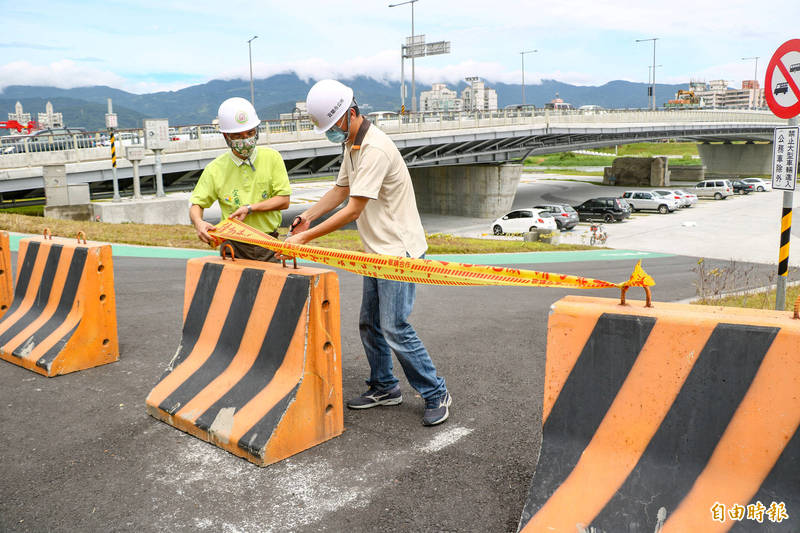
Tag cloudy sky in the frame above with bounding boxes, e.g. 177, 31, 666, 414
1, 0, 797, 94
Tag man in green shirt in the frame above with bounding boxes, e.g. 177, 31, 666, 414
190, 97, 291, 261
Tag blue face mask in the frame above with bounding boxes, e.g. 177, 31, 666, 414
326, 125, 347, 144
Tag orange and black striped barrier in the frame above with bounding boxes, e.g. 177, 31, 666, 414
519, 295, 799, 533
0, 230, 119, 376
0, 230, 11, 319
145, 254, 343, 466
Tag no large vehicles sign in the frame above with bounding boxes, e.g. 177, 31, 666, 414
765, 39, 800, 119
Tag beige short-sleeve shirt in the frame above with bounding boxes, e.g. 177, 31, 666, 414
336, 120, 427, 258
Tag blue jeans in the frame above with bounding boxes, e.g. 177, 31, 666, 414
359, 272, 446, 401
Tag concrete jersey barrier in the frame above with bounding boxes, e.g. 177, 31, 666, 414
0, 231, 11, 319
519, 295, 799, 533
0, 234, 118, 376
146, 256, 343, 466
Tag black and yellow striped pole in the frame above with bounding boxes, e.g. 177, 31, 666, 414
106, 98, 121, 202
777, 198, 792, 309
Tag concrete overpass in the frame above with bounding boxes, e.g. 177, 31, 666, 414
0, 108, 786, 217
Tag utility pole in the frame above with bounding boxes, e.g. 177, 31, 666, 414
389, 0, 419, 113
636, 37, 659, 110
247, 35, 258, 106
520, 49, 537, 106
742, 56, 759, 109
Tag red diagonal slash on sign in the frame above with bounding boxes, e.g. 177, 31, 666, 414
765, 39, 800, 119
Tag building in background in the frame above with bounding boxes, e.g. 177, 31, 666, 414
672, 80, 765, 109
461, 77, 498, 112
37, 101, 64, 129
7, 102, 31, 124
278, 101, 309, 121
7, 101, 63, 129
420, 83, 463, 112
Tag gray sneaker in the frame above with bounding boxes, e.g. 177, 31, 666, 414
346, 385, 403, 409
422, 391, 452, 426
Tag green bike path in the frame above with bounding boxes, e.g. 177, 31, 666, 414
6, 232, 672, 264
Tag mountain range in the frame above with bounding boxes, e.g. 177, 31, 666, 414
1, 73, 691, 132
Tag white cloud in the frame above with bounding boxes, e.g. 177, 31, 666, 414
0, 60, 195, 94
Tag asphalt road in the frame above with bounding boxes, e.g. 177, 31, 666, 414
0, 250, 785, 533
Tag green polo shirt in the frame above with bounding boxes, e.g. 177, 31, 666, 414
190, 147, 291, 233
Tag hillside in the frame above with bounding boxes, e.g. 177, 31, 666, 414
1, 74, 690, 131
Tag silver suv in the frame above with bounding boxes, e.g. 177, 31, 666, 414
694, 179, 733, 200
620, 190, 679, 214
533, 204, 579, 230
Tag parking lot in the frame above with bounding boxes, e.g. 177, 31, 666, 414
473, 174, 800, 268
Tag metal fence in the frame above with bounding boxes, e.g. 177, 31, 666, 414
0, 108, 786, 157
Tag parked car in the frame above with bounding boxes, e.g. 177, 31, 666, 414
573, 197, 631, 223
694, 179, 733, 200
731, 180, 754, 194
620, 190, 679, 213
533, 204, 579, 230
491, 208, 558, 235
741, 177, 772, 192
655, 189, 697, 207
654, 189, 697, 208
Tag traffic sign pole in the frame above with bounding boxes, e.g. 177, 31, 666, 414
776, 117, 797, 310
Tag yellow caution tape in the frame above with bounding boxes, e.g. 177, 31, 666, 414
209, 218, 655, 289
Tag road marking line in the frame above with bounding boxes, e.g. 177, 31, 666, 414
417, 425, 474, 453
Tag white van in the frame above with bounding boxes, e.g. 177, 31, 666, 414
694, 179, 733, 200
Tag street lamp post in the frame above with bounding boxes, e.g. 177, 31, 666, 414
520, 49, 537, 107
389, 0, 419, 113
247, 35, 258, 106
742, 56, 760, 109
636, 37, 659, 110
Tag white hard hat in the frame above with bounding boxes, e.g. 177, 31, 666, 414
306, 79, 354, 133
217, 97, 260, 133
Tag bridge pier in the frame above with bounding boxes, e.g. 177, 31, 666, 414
697, 141, 772, 178
410, 163, 521, 219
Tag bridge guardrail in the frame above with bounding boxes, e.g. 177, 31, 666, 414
0, 108, 787, 169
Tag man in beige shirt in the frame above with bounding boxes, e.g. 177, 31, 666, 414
284, 79, 451, 426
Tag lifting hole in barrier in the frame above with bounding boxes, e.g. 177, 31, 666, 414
102, 339, 110, 346
76, 231, 87, 244
0, 269, 4, 275
321, 299, 330, 310
1, 305, 7, 311
99, 294, 107, 302
323, 341, 333, 355
97, 264, 105, 272
325, 404, 333, 414
619, 285, 652, 308
220, 243, 236, 261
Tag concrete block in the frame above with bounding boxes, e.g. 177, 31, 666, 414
523, 230, 560, 244
44, 205, 92, 221
91, 196, 191, 225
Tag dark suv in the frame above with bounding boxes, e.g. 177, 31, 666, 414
731, 180, 754, 195
573, 197, 631, 223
